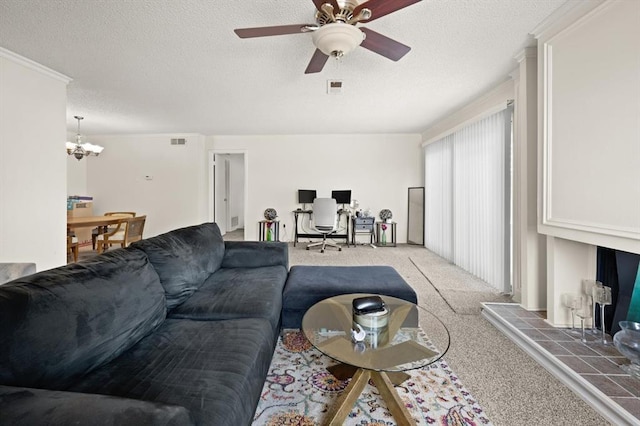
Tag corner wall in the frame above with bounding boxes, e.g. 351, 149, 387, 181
0, 48, 70, 270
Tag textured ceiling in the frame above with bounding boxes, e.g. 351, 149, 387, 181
0, 0, 569, 135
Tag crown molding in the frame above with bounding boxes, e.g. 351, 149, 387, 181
531, 0, 605, 40
514, 47, 537, 63
0, 46, 72, 84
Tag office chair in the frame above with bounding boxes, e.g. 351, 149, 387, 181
306, 198, 342, 253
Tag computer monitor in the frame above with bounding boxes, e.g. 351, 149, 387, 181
298, 189, 317, 205
331, 190, 351, 205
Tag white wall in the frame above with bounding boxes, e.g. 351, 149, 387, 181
534, 0, 640, 324
86, 134, 208, 238
67, 146, 88, 196
207, 134, 422, 242
0, 48, 70, 270
512, 48, 547, 310
536, 0, 640, 254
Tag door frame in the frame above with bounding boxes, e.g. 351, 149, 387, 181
208, 149, 249, 239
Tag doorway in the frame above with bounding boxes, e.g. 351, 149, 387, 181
209, 150, 247, 239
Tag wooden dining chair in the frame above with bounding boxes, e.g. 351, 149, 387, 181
91, 212, 136, 250
96, 215, 146, 253
67, 235, 79, 263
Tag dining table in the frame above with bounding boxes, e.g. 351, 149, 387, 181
67, 215, 127, 230
67, 216, 130, 251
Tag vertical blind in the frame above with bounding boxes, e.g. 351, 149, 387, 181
424, 108, 511, 292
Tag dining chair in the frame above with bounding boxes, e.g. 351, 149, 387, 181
67, 235, 79, 263
91, 212, 136, 250
96, 215, 146, 253
306, 198, 342, 253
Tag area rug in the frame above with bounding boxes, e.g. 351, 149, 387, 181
252, 331, 492, 426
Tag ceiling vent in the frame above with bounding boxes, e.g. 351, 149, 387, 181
170, 138, 186, 145
327, 80, 343, 95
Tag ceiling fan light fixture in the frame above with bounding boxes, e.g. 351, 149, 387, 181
311, 22, 364, 57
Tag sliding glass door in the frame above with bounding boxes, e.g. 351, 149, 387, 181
424, 107, 513, 293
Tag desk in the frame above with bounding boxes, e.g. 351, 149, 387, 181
292, 210, 350, 247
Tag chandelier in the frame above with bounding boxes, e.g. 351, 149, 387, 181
66, 116, 104, 160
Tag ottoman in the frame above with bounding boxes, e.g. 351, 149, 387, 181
282, 265, 418, 329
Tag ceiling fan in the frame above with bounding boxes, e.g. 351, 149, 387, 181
234, 0, 422, 74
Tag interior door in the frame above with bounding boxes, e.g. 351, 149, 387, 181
213, 154, 228, 235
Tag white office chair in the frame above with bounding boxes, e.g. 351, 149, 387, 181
306, 198, 342, 253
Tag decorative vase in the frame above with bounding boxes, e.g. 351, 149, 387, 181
613, 321, 640, 377
381, 230, 387, 245
266, 226, 273, 242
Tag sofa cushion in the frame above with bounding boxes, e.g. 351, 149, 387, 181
132, 222, 225, 310
68, 318, 275, 426
0, 385, 194, 426
169, 265, 288, 330
0, 248, 166, 389
221, 241, 289, 270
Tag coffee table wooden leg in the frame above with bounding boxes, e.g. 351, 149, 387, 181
327, 363, 358, 380
371, 371, 417, 426
327, 364, 409, 385
324, 368, 371, 426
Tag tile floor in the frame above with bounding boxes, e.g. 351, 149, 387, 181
483, 303, 640, 421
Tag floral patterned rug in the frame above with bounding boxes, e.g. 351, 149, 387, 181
252, 331, 492, 426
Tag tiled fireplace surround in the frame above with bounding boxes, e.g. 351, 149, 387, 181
482, 303, 640, 426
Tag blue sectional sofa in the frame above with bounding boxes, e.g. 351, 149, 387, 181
0, 223, 289, 426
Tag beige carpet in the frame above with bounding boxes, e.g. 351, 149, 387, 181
289, 241, 610, 426
409, 253, 512, 315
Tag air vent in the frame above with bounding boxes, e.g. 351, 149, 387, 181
170, 138, 186, 145
327, 80, 343, 95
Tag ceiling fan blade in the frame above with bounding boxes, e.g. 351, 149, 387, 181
360, 28, 411, 61
234, 24, 312, 38
353, 0, 421, 23
305, 49, 330, 74
311, 0, 341, 14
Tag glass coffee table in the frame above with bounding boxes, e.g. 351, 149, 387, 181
302, 293, 450, 426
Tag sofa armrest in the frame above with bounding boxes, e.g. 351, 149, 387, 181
222, 241, 289, 270
0, 385, 194, 425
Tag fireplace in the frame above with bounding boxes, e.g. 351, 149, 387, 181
597, 247, 640, 335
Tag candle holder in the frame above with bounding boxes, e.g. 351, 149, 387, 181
581, 279, 601, 334
593, 286, 613, 345
576, 296, 592, 344
561, 293, 582, 331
